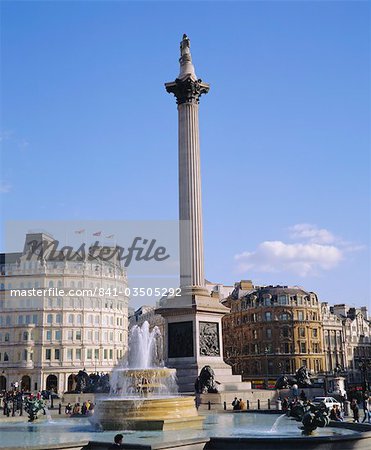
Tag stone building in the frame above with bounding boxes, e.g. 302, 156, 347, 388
331, 304, 371, 385
222, 281, 326, 380
321, 302, 347, 374
0, 232, 129, 394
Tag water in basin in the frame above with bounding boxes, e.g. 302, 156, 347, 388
0, 413, 358, 448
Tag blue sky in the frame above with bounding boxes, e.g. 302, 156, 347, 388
1, 1, 370, 308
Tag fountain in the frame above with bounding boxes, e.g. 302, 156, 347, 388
93, 321, 204, 431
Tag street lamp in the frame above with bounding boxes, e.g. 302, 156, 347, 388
264, 347, 269, 389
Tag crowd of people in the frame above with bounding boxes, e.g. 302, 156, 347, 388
64, 400, 94, 416
350, 393, 371, 424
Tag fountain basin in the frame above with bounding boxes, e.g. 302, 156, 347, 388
95, 396, 204, 430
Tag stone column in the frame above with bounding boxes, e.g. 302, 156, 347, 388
165, 34, 209, 293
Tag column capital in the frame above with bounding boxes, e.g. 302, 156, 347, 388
165, 77, 210, 105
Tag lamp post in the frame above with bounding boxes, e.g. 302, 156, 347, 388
264, 347, 269, 389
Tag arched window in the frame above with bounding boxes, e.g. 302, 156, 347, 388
4, 352, 9, 361
48, 280, 54, 288
56, 314, 62, 324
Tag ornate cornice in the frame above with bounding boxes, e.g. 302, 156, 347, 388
165, 77, 210, 105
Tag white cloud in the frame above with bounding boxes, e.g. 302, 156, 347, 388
289, 223, 336, 244
0, 181, 12, 193
235, 241, 343, 276
235, 224, 363, 277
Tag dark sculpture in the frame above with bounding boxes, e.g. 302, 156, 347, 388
296, 366, 312, 387
275, 365, 312, 389
24, 397, 46, 422
288, 400, 330, 435
74, 370, 110, 394
195, 365, 219, 394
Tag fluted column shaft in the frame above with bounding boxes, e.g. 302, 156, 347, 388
178, 102, 204, 288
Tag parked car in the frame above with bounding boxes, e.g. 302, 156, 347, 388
312, 396, 341, 411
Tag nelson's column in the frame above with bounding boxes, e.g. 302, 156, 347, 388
157, 35, 243, 392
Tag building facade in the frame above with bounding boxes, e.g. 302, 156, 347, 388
0, 232, 129, 394
321, 302, 347, 374
331, 304, 370, 385
222, 281, 326, 380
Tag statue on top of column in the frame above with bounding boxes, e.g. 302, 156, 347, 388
178, 34, 197, 81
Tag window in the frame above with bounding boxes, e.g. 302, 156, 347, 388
76, 330, 81, 340
55, 349, 60, 360
312, 343, 320, 353
76, 348, 81, 360
4, 352, 9, 361
95, 315, 99, 325
104, 349, 108, 359
5, 333, 9, 342
18, 315, 24, 325
46, 330, 52, 341
94, 349, 99, 360
280, 313, 290, 321
109, 332, 113, 341
312, 328, 318, 338
56, 314, 62, 324
298, 311, 305, 321
32, 314, 38, 324
47, 314, 53, 324
67, 330, 73, 340
279, 295, 288, 305
282, 327, 289, 338
55, 330, 61, 340
253, 330, 258, 339
23, 350, 28, 361
109, 349, 113, 359
6, 316, 11, 325
265, 311, 272, 321
95, 331, 99, 341
23, 332, 28, 341
87, 349, 92, 359
87, 330, 93, 341
67, 349, 73, 360
46, 349, 51, 360
68, 314, 74, 324
299, 327, 305, 338
283, 343, 291, 353
300, 342, 307, 353
76, 314, 82, 325
25, 315, 31, 324
266, 329, 272, 339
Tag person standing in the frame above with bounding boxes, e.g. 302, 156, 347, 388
361, 393, 369, 423
232, 397, 239, 410
239, 398, 246, 410
351, 399, 360, 423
